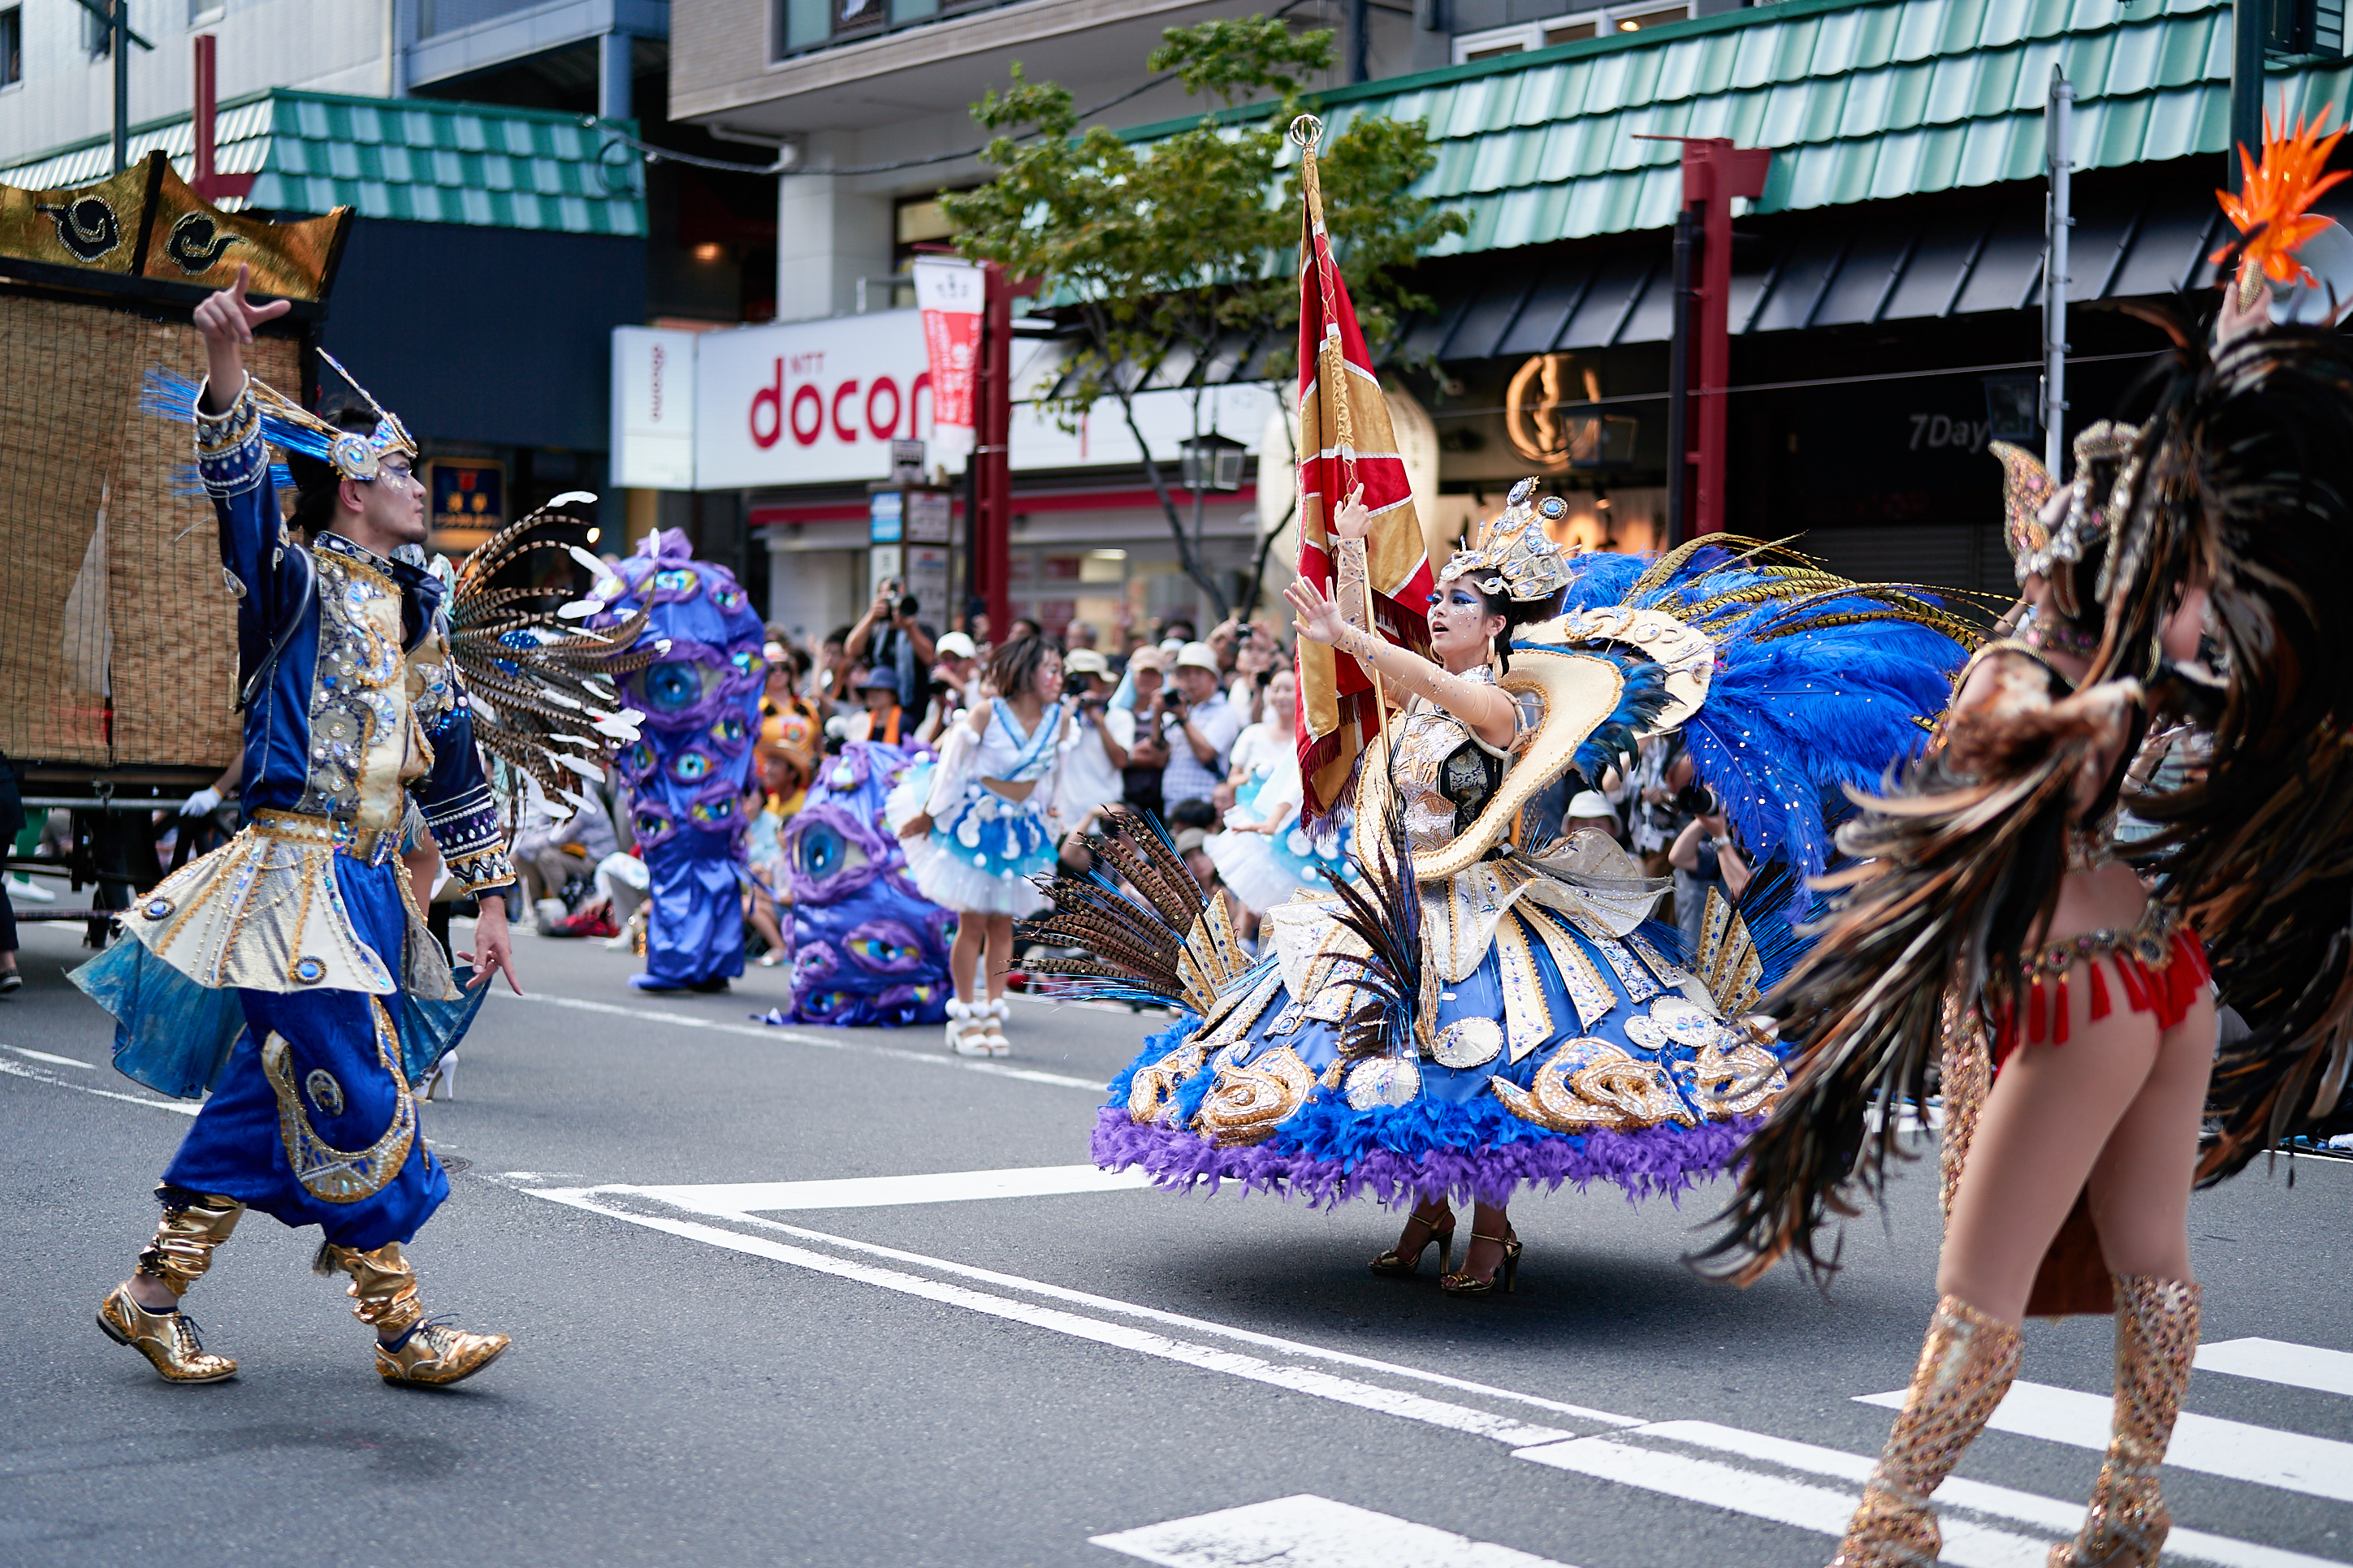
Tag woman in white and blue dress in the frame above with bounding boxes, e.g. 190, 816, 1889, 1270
1207, 666, 1352, 918
891, 635, 1068, 1056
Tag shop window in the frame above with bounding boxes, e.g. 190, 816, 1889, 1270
0, 9, 19, 88
1454, 2, 1688, 63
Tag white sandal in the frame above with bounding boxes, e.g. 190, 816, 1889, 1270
945, 998, 991, 1057
979, 997, 1010, 1057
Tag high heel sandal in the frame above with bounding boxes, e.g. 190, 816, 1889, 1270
1439, 1229, 1522, 1297
1369, 1208, 1455, 1276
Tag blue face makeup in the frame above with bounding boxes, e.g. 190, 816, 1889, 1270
1430, 586, 1485, 613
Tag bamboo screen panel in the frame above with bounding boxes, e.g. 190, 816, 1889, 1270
106, 326, 297, 769
0, 295, 294, 771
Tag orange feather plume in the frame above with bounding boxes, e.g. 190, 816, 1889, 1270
2216, 106, 2351, 291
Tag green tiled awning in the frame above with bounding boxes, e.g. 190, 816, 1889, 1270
0, 89, 644, 238
1132, 0, 2353, 253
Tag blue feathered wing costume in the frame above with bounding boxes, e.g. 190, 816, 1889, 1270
1030, 521, 1975, 1213
765, 741, 956, 1027
587, 529, 769, 991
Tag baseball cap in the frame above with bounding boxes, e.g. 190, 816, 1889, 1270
935, 631, 976, 660
1126, 646, 1166, 673
1174, 641, 1220, 673
1064, 648, 1109, 677
857, 668, 901, 697
1567, 791, 1615, 819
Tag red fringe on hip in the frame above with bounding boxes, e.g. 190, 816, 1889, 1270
1992, 928, 2210, 1069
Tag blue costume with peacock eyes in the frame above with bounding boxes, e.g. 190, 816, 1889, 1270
756, 741, 955, 1029
589, 529, 768, 991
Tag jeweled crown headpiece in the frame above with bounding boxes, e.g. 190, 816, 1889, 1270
244, 348, 417, 483
1437, 477, 1572, 603
1989, 421, 2140, 621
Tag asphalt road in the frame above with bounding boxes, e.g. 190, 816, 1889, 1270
2, 896, 2348, 1568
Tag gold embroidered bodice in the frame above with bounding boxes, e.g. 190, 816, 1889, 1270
1382, 670, 1511, 853
294, 537, 430, 831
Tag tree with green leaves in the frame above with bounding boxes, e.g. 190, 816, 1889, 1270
941, 17, 1466, 624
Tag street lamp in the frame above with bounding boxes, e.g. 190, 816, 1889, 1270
1179, 431, 1247, 493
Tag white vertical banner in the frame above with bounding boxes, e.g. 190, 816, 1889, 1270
611, 326, 699, 490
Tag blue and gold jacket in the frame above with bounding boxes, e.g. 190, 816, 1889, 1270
193, 378, 514, 895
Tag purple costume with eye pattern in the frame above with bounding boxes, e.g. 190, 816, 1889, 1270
590, 529, 768, 991
767, 741, 954, 1028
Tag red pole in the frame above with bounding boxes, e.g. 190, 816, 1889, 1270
194, 34, 216, 198
1682, 139, 1770, 536
975, 263, 1014, 639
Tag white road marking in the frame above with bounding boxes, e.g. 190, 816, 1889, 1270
525, 1177, 1643, 1428
523, 1188, 1574, 1447
488, 989, 1106, 1091
1092, 1495, 1575, 1567
1859, 1380, 2353, 1504
0, 1055, 198, 1116
589, 1164, 1152, 1212
1, 1043, 95, 1069
2199, 1337, 2353, 1398
517, 1181, 2339, 1568
1643, 1419, 2343, 1568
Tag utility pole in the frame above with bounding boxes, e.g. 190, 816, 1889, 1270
2230, 0, 2267, 192
2044, 67, 2072, 476
70, 0, 154, 174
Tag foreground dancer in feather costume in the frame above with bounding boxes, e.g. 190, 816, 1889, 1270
1027, 480, 1972, 1294
72, 267, 646, 1388
1698, 119, 2353, 1568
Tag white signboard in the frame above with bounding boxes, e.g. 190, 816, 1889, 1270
694, 309, 961, 490
611, 326, 699, 490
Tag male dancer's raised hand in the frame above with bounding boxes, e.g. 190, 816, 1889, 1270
192, 262, 291, 413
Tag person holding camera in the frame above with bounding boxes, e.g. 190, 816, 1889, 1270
846, 577, 936, 719
1668, 791, 1750, 954
1056, 649, 1129, 834
1157, 641, 1242, 815
1118, 646, 1172, 822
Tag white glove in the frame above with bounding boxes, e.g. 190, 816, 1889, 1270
180, 787, 223, 817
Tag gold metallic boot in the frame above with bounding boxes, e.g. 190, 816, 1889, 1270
2048, 1276, 2200, 1568
96, 1190, 244, 1383
323, 1241, 510, 1387
1832, 1296, 2024, 1568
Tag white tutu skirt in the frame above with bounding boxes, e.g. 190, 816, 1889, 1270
1206, 778, 1352, 916
887, 764, 1056, 917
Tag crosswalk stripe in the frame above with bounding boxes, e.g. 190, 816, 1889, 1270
1512, 1436, 2052, 1568
586, 1164, 1152, 1212
0, 1055, 198, 1116
1091, 1495, 1574, 1567
1642, 1419, 2344, 1568
2199, 1337, 2353, 1398
1858, 1380, 2353, 1504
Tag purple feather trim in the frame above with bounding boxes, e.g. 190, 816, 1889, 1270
1091, 1105, 1763, 1211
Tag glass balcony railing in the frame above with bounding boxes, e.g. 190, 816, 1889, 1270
776, 0, 1024, 59
419, 0, 564, 39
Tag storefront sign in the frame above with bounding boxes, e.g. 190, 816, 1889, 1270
694, 310, 936, 490
611, 326, 699, 490
870, 491, 902, 543
914, 257, 983, 430
425, 457, 504, 555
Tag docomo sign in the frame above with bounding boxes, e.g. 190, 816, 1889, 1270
694, 309, 936, 490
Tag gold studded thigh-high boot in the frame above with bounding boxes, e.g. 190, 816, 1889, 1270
2048, 1276, 2200, 1568
1832, 1296, 2025, 1568
97, 1188, 244, 1383
322, 1241, 510, 1388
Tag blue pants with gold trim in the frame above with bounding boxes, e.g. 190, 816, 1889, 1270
161, 857, 450, 1251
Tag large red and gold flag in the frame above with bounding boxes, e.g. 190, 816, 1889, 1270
1293, 126, 1434, 824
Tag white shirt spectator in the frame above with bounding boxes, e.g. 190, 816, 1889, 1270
1160, 689, 1241, 810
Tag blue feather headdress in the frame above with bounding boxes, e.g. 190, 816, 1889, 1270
144, 351, 416, 496
1546, 536, 1980, 903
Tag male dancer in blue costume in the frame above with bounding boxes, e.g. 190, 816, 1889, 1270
92, 266, 520, 1387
